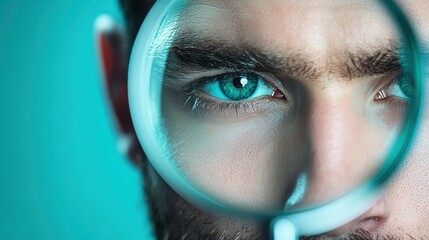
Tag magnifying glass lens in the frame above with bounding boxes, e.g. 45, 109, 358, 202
131, 0, 420, 217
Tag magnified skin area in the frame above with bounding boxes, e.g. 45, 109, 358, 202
161, 0, 405, 209
141, 0, 429, 239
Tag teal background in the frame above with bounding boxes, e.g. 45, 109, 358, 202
0, 1, 153, 239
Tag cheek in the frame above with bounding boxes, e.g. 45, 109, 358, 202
385, 113, 429, 231
162, 99, 308, 210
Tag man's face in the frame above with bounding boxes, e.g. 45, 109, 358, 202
133, 0, 429, 239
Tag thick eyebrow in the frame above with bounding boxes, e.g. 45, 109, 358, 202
339, 43, 403, 78
164, 36, 320, 81
163, 34, 408, 83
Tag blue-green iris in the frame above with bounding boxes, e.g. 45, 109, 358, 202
219, 73, 259, 100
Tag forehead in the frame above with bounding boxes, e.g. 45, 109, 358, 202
178, 0, 398, 60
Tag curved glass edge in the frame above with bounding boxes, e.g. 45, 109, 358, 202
129, 0, 239, 216
368, 0, 425, 189
128, 0, 425, 235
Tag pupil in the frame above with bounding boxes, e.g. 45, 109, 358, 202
233, 76, 247, 89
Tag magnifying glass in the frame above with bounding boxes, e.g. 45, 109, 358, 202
128, 0, 424, 239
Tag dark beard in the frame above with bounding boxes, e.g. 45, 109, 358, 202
140, 163, 419, 240
300, 229, 401, 240
141, 162, 266, 239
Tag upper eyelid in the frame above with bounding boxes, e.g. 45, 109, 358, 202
183, 70, 283, 92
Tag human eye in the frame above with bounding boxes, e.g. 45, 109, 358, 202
374, 72, 414, 101
201, 72, 278, 100
183, 71, 286, 115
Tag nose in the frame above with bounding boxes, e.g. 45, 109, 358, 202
327, 196, 391, 235
300, 87, 387, 205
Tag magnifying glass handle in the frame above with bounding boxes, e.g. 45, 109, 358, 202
272, 217, 297, 240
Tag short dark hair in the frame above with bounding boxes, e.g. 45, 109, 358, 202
119, 0, 156, 46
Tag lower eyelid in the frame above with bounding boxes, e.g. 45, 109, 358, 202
183, 93, 282, 119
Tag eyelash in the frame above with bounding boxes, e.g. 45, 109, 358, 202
184, 94, 260, 114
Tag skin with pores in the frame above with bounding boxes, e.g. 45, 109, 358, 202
100, 0, 429, 239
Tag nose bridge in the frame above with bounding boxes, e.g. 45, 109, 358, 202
302, 88, 375, 204
309, 90, 360, 168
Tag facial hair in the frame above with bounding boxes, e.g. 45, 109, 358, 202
300, 229, 399, 240
140, 162, 421, 240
